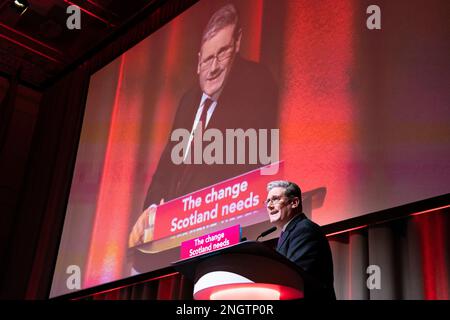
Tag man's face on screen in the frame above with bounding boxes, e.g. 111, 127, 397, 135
266, 187, 295, 226
197, 25, 241, 99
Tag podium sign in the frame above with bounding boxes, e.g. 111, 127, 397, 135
180, 225, 241, 260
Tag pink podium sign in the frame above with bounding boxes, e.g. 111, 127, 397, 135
180, 225, 241, 260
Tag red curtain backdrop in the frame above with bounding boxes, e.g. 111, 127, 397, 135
330, 206, 449, 300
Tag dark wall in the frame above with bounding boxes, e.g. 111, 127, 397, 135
0, 76, 42, 299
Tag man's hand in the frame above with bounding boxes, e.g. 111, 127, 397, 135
128, 199, 163, 248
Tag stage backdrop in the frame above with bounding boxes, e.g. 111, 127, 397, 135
50, 0, 450, 297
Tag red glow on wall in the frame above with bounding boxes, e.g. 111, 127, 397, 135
279, 0, 355, 226
241, 0, 263, 62
141, 18, 184, 192
409, 205, 450, 217
414, 209, 449, 300
84, 55, 130, 288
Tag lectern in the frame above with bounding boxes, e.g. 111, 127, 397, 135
172, 241, 304, 300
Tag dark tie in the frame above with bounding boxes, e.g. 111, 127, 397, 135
177, 98, 214, 191
183, 98, 214, 162
277, 230, 286, 248
198, 98, 213, 129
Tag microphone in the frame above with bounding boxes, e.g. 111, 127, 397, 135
256, 226, 277, 241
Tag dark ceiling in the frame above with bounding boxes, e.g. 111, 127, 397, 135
0, 0, 160, 89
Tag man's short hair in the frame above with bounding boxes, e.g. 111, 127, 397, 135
201, 3, 241, 46
267, 180, 303, 211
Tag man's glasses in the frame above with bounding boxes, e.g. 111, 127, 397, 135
264, 196, 287, 206
199, 44, 234, 70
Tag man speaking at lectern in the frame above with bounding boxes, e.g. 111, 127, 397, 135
266, 180, 336, 300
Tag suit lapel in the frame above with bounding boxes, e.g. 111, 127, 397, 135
277, 214, 306, 251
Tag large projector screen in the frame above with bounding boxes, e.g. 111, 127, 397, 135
51, 0, 450, 297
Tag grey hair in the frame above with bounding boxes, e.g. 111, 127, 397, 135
267, 180, 302, 199
201, 3, 241, 46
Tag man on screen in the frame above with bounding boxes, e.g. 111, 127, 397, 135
265, 180, 336, 300
129, 3, 279, 248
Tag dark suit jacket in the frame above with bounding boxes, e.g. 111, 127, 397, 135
277, 213, 336, 300
143, 56, 279, 208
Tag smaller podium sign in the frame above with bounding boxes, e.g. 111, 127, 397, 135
180, 225, 241, 260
